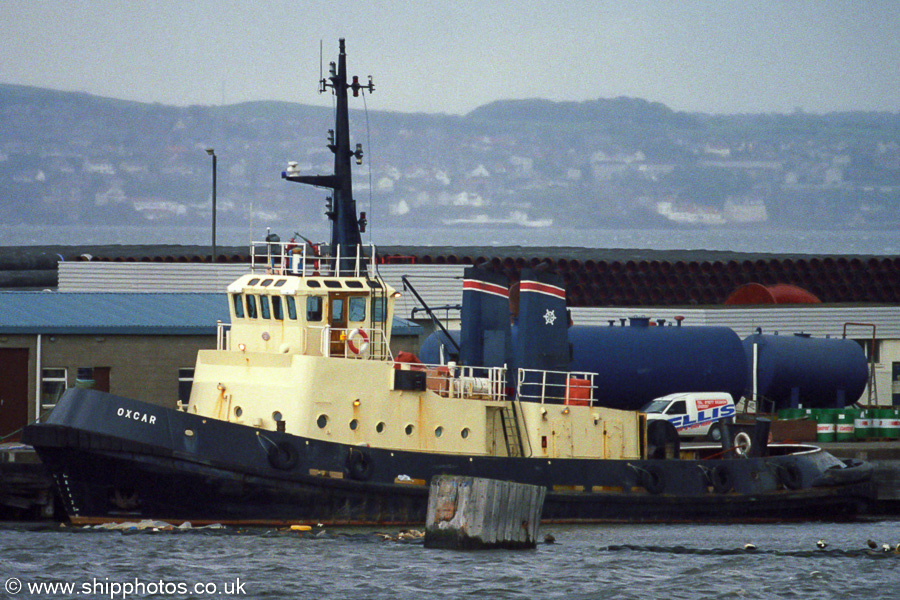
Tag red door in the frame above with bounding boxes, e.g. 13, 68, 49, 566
0, 348, 29, 441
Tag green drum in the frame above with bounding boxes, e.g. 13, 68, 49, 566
814, 409, 836, 443
873, 408, 893, 438
778, 408, 804, 420
835, 410, 855, 442
853, 409, 871, 440
885, 409, 900, 440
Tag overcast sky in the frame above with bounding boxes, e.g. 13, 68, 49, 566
2, 0, 899, 115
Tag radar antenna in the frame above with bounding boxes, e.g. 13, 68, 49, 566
282, 39, 374, 275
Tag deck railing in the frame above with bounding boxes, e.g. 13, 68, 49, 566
319, 326, 392, 361
393, 362, 508, 402
250, 240, 376, 278
517, 369, 597, 406
216, 320, 231, 350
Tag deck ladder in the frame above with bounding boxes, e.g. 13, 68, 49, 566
500, 402, 525, 458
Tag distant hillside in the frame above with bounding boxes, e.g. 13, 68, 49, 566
0, 84, 898, 236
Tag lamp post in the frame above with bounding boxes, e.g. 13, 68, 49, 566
205, 148, 217, 262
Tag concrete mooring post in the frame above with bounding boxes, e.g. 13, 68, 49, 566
424, 475, 546, 550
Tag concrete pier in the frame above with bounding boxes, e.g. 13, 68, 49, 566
425, 475, 545, 550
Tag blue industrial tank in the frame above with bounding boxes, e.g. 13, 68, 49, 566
743, 333, 869, 410
568, 318, 748, 410
418, 319, 747, 410
418, 330, 460, 364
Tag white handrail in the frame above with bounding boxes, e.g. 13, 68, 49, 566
317, 325, 392, 360
393, 361, 508, 402
250, 241, 377, 277
517, 369, 597, 405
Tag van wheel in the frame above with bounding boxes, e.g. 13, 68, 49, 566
706, 423, 723, 443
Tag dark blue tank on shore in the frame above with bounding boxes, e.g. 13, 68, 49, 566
420, 318, 748, 411
567, 318, 747, 410
743, 333, 869, 410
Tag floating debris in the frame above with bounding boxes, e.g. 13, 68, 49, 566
84, 520, 225, 532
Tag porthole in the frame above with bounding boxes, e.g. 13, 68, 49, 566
461, 428, 470, 439
316, 414, 328, 429
349, 419, 359, 431
434, 426, 443, 438
405, 424, 414, 436
234, 406, 243, 418
376, 422, 385, 433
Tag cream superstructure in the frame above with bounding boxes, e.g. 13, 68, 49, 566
185, 241, 641, 461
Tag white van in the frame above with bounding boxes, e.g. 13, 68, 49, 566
642, 392, 736, 441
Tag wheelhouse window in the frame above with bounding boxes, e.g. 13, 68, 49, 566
286, 296, 297, 320
272, 296, 283, 320
307, 296, 323, 322
40, 368, 67, 412
372, 297, 386, 323
245, 294, 258, 319
348, 296, 366, 322
260, 295, 271, 319
330, 298, 344, 325
231, 293, 245, 319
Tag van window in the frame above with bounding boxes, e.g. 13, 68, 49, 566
272, 296, 283, 320
245, 294, 258, 319
231, 294, 245, 319
286, 297, 297, 320
348, 296, 366, 322
307, 296, 323, 321
665, 400, 687, 415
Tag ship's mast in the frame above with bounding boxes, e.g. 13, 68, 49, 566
282, 38, 373, 274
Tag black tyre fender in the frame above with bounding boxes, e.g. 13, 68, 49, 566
641, 465, 665, 495
711, 464, 734, 494
778, 463, 803, 490
646, 419, 681, 460
267, 441, 300, 471
346, 448, 374, 481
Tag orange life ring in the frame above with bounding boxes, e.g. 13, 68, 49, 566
347, 328, 369, 355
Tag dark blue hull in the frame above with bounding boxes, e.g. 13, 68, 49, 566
24, 389, 875, 525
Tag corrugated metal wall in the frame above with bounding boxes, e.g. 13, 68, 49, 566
59, 263, 249, 293
57, 261, 467, 322
59, 262, 900, 339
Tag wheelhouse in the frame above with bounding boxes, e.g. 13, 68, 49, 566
221, 241, 396, 360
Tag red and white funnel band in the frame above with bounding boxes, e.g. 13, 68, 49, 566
519, 280, 566, 299
463, 279, 510, 298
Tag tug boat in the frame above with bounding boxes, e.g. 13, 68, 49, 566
24, 40, 874, 525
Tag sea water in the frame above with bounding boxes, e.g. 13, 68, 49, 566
2, 520, 899, 599
0, 225, 898, 256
